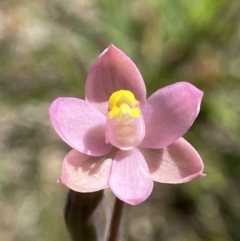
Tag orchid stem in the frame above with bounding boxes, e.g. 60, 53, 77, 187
107, 197, 124, 241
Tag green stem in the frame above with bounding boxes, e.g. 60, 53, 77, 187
107, 197, 124, 241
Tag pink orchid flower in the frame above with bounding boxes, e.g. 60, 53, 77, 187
49, 45, 205, 205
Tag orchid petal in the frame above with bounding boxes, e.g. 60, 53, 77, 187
141, 138, 205, 184
60, 149, 113, 192
141, 82, 203, 149
106, 114, 145, 150
109, 149, 153, 205
85, 45, 146, 114
49, 97, 112, 156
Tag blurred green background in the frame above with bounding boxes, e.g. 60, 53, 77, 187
1, 0, 240, 240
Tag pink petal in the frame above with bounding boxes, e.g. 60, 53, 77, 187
141, 82, 203, 149
109, 149, 153, 205
60, 149, 113, 192
49, 97, 112, 156
85, 45, 146, 114
141, 138, 205, 184
106, 114, 145, 150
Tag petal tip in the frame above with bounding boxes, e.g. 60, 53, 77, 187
180, 81, 204, 97
199, 173, 207, 178
49, 97, 60, 115
182, 171, 206, 183
99, 44, 118, 58
115, 182, 153, 205
49, 97, 68, 119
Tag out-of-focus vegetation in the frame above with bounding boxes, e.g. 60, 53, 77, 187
1, 0, 240, 240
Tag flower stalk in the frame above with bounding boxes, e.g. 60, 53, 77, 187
64, 190, 104, 241
107, 197, 124, 241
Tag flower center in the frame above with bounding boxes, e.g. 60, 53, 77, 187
108, 90, 141, 121
106, 90, 145, 150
